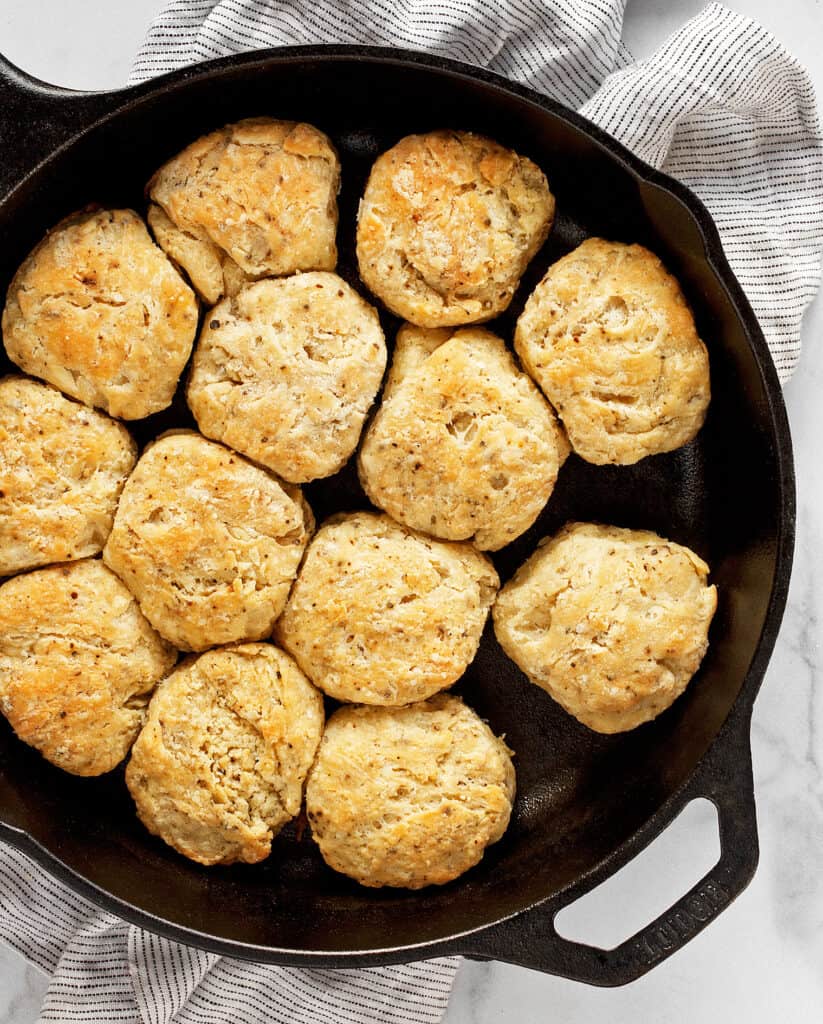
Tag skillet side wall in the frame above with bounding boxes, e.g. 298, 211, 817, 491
0, 55, 785, 956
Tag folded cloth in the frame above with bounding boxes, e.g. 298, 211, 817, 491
1, 3, 821, 1023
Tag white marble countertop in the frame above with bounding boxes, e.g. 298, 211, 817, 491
0, 1, 821, 1021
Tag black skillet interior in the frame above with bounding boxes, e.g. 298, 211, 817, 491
0, 51, 793, 978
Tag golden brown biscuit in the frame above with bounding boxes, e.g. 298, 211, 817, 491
514, 239, 710, 464
493, 522, 718, 733
148, 118, 340, 303
1, 208, 198, 419
356, 130, 554, 326
306, 695, 514, 888
103, 432, 312, 651
187, 273, 386, 483
275, 511, 499, 704
126, 643, 324, 866
0, 559, 176, 776
0, 376, 137, 575
358, 324, 568, 550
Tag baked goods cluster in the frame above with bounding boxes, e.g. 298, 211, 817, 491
0, 120, 716, 888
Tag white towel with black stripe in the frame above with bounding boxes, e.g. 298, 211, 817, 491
0, 3, 821, 1023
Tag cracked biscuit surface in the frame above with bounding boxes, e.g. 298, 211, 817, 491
275, 511, 499, 704
103, 431, 312, 651
358, 324, 568, 550
0, 559, 176, 776
2, 208, 198, 419
0, 376, 137, 575
126, 643, 324, 866
493, 522, 718, 733
306, 694, 515, 888
515, 238, 710, 464
148, 118, 340, 304
356, 130, 554, 327
187, 273, 386, 483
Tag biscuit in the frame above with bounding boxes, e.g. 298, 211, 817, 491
275, 511, 499, 704
187, 273, 386, 483
356, 130, 554, 326
103, 432, 312, 651
126, 643, 324, 866
148, 118, 340, 304
358, 325, 568, 550
514, 239, 710, 464
305, 695, 514, 888
2, 208, 198, 420
493, 522, 718, 733
0, 559, 176, 776
0, 376, 137, 575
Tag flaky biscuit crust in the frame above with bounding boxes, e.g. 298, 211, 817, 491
515, 238, 710, 464
357, 130, 554, 326
103, 432, 312, 651
0, 559, 176, 775
358, 325, 568, 550
275, 511, 499, 704
306, 695, 514, 888
187, 273, 386, 483
2, 208, 198, 419
148, 118, 340, 303
493, 522, 718, 733
126, 643, 324, 865
0, 376, 137, 575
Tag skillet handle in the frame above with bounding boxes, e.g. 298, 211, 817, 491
0, 52, 127, 201
458, 712, 758, 985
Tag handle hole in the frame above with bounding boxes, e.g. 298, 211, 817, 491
554, 798, 719, 950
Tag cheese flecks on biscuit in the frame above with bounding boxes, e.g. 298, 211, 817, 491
127, 644, 323, 866
148, 118, 340, 303
0, 559, 175, 776
306, 695, 514, 888
358, 324, 568, 550
357, 130, 554, 327
2, 208, 197, 419
103, 432, 312, 651
276, 511, 498, 704
515, 238, 710, 465
187, 273, 385, 483
493, 522, 717, 733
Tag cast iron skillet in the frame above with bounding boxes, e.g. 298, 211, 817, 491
0, 46, 795, 986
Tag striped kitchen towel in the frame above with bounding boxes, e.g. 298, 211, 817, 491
1, 3, 821, 1024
